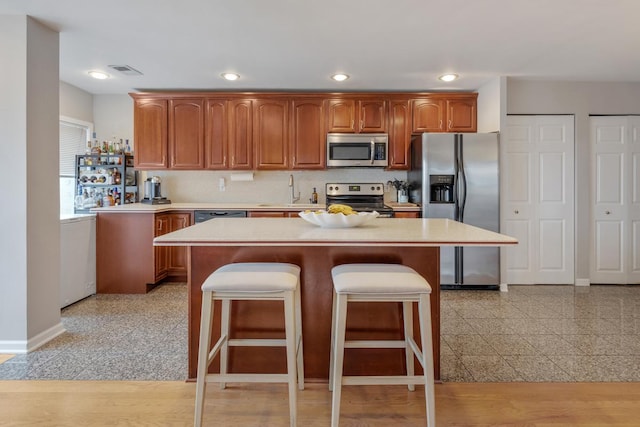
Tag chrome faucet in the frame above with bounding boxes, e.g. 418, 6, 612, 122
289, 174, 300, 205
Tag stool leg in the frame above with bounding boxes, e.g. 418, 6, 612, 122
283, 291, 298, 427
194, 291, 215, 427
219, 298, 231, 390
330, 294, 348, 427
328, 288, 337, 391
402, 301, 416, 392
294, 283, 305, 391
418, 294, 436, 427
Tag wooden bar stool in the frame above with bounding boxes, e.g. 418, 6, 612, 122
329, 263, 435, 427
194, 262, 304, 427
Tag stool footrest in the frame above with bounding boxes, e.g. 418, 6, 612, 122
228, 338, 287, 347
341, 375, 427, 386
344, 340, 408, 348
206, 373, 291, 384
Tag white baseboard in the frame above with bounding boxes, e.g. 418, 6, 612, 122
0, 322, 66, 354
499, 283, 509, 292
575, 278, 591, 287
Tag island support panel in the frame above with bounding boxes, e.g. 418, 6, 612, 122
188, 245, 440, 381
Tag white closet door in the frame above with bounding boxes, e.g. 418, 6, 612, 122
630, 118, 640, 283
590, 116, 628, 283
503, 115, 575, 284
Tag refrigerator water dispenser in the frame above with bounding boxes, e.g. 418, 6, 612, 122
430, 175, 454, 203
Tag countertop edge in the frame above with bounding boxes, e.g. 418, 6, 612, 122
92, 202, 421, 213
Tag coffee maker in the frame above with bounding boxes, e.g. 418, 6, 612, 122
141, 176, 171, 204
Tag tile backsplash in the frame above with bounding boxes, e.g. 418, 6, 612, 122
141, 169, 408, 205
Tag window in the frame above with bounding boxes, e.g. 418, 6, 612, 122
60, 117, 93, 216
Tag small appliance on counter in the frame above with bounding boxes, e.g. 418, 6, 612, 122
141, 176, 171, 205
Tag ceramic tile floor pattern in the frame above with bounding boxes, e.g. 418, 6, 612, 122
0, 283, 639, 382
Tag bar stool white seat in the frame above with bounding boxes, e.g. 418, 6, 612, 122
329, 263, 435, 427
194, 262, 304, 427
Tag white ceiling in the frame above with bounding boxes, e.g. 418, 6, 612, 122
2, 0, 640, 95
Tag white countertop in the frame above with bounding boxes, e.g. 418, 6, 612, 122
92, 202, 421, 213
92, 202, 341, 213
154, 217, 517, 247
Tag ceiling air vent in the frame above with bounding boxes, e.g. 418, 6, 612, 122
108, 65, 143, 76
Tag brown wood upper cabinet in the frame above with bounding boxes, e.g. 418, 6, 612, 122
253, 99, 289, 169
388, 100, 412, 170
446, 97, 477, 132
168, 99, 205, 169
412, 98, 445, 132
134, 98, 168, 169
228, 99, 253, 169
204, 99, 228, 169
131, 92, 476, 171
412, 94, 477, 133
326, 98, 387, 133
290, 98, 325, 169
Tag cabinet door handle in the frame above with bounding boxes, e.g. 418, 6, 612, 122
605, 210, 611, 215
448, 119, 452, 128
514, 210, 519, 214
439, 120, 443, 129
351, 119, 354, 130
223, 155, 226, 165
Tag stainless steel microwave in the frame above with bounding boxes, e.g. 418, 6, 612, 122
326, 133, 389, 167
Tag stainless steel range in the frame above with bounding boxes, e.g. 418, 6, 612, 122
325, 183, 394, 217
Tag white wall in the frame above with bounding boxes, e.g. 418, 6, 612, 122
0, 16, 63, 352
60, 81, 93, 123
506, 78, 640, 282
477, 77, 502, 133
0, 15, 28, 346
93, 94, 134, 145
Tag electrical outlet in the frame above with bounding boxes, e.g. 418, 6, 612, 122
219, 177, 226, 192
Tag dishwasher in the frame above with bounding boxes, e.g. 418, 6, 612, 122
194, 210, 247, 223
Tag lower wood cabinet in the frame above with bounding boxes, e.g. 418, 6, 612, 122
394, 211, 420, 218
248, 211, 299, 217
155, 211, 192, 280
96, 211, 192, 294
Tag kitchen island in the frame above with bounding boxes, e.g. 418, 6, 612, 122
154, 217, 517, 381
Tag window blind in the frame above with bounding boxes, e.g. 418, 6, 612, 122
59, 121, 88, 177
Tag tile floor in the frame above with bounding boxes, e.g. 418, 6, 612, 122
0, 283, 638, 382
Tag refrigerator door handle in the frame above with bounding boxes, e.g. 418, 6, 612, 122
454, 134, 467, 222
458, 139, 467, 222
453, 136, 460, 221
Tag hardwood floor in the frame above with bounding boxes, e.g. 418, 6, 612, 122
1, 380, 639, 426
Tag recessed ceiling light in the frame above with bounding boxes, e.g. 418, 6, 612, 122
438, 73, 459, 82
221, 73, 240, 81
88, 70, 109, 80
331, 73, 350, 82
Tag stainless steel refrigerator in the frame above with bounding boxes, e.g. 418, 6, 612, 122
408, 132, 500, 290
